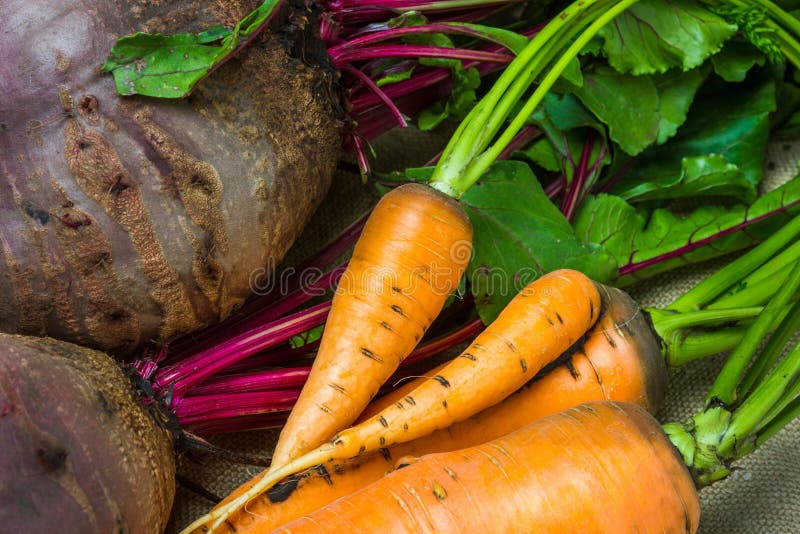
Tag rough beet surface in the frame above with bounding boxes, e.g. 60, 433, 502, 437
0, 0, 340, 354
0, 334, 176, 533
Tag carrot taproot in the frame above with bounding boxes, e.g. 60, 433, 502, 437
183, 268, 601, 533
270, 401, 700, 533
269, 182, 473, 469
194, 284, 666, 534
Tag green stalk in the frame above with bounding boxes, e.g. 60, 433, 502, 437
668, 213, 800, 312
648, 307, 761, 366
755, 394, 800, 447
706, 259, 800, 406
761, 370, 800, 434
462, 3, 609, 160
662, 303, 792, 367
733, 239, 800, 290
666, 328, 748, 367
774, 24, 800, 68
665, 262, 800, 485
429, 1, 598, 196
718, 342, 800, 457
738, 297, 800, 396
429, 0, 626, 197
455, 0, 642, 193
707, 262, 794, 309
648, 307, 763, 338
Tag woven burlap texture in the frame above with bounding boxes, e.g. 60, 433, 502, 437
167, 130, 800, 534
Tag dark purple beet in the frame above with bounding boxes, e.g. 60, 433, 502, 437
0, 334, 175, 533
0, 0, 340, 354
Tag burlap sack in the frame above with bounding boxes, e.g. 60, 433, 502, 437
166, 129, 800, 534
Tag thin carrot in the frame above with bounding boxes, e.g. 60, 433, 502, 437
183, 268, 601, 533
269, 182, 473, 469
201, 284, 664, 533
270, 401, 701, 533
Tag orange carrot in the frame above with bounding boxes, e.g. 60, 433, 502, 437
270, 182, 473, 468
198, 285, 667, 533
183, 268, 601, 533
270, 401, 700, 533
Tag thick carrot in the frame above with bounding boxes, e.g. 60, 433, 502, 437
184, 268, 601, 533
270, 401, 700, 533
197, 284, 666, 533
270, 182, 473, 468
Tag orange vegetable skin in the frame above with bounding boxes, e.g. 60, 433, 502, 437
187, 269, 601, 533
272, 402, 700, 534
271, 182, 473, 468
206, 285, 667, 533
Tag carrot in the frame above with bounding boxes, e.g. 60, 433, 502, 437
270, 401, 700, 533
200, 284, 663, 533
366, 284, 667, 422
264, 258, 800, 533
269, 182, 473, 469
183, 268, 601, 533
271, 260, 800, 533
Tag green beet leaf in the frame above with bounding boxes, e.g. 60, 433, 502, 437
413, 31, 482, 130
102, 0, 280, 97
573, 65, 707, 156
597, 0, 736, 75
418, 63, 480, 130
613, 153, 752, 202
711, 39, 766, 82
515, 137, 562, 172
573, 67, 660, 155
290, 325, 324, 350
610, 72, 776, 202
461, 161, 616, 323
573, 175, 800, 286
652, 67, 710, 145
101, 31, 230, 97
529, 94, 610, 189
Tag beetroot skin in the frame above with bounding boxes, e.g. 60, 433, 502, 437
0, 334, 176, 533
0, 0, 341, 354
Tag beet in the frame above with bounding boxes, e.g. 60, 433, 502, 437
0, 0, 340, 354
0, 334, 176, 533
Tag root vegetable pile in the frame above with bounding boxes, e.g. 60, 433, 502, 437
5, 0, 800, 532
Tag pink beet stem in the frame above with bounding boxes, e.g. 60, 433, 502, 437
154, 302, 331, 399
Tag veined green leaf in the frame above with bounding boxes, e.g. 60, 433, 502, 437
515, 138, 561, 172
711, 39, 766, 82
573, 66, 707, 155
598, 0, 736, 75
610, 73, 776, 201
574, 176, 800, 286
461, 161, 616, 323
529, 94, 611, 186
102, 0, 280, 97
